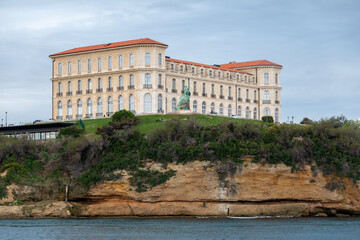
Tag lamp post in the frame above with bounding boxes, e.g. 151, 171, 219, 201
5, 112, 7, 127
1, 119, 3, 127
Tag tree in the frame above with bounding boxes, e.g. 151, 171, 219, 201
111, 110, 135, 122
300, 117, 313, 125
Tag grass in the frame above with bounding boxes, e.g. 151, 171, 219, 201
76, 114, 262, 135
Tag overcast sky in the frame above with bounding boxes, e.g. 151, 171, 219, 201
0, 0, 359, 125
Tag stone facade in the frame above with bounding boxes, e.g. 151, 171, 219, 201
50, 38, 282, 122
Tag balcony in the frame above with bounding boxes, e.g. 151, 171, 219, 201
96, 113, 102, 117
56, 116, 63, 120
66, 91, 72, 96
275, 100, 280, 104
211, 94, 216, 98
107, 87, 113, 92
219, 95, 224, 99
202, 93, 207, 97
117, 86, 124, 90
86, 113, 93, 118
76, 90, 82, 95
76, 114, 82, 118
237, 97, 242, 102
86, 90, 92, 94
56, 92, 63, 97
254, 100, 258, 103
66, 115, 72, 119
128, 85, 135, 90
106, 112, 114, 116
263, 100, 271, 104
157, 109, 164, 113
228, 96, 233, 100
143, 84, 152, 89
193, 92, 198, 96
158, 84, 164, 89
96, 88, 103, 93
246, 99, 251, 103
172, 89, 177, 93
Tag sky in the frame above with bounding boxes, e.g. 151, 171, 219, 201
0, 0, 359, 125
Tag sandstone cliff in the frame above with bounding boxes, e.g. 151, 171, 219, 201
1, 161, 360, 218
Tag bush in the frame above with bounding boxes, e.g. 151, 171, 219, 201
111, 110, 136, 122
262, 116, 274, 123
58, 126, 84, 138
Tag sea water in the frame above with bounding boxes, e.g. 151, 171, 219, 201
0, 217, 359, 240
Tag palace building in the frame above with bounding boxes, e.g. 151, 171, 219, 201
50, 38, 282, 122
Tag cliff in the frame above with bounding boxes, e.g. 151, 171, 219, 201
1, 161, 360, 218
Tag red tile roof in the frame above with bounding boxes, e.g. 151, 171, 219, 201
50, 38, 168, 57
166, 58, 252, 75
220, 60, 282, 68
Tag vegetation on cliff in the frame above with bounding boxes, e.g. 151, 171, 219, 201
0, 113, 359, 202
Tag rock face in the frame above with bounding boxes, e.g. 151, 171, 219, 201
1, 161, 360, 218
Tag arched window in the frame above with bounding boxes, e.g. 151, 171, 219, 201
129, 54, 134, 66
219, 103, 223, 115
58, 63, 62, 74
211, 102, 215, 113
253, 108, 257, 119
145, 73, 151, 86
201, 101, 206, 114
172, 79, 176, 90
119, 76, 123, 89
77, 60, 81, 73
108, 96, 113, 114
108, 77, 112, 90
275, 108, 279, 123
108, 56, 112, 69
77, 80, 81, 92
228, 104, 232, 116
158, 94, 163, 112
97, 98, 102, 116
264, 107, 270, 116
58, 82, 62, 94
144, 93, 152, 113
246, 107, 250, 119
158, 53, 162, 66
118, 95, 124, 110
67, 100, 72, 117
68, 81, 72, 93
275, 73, 278, 84
145, 52, 151, 65
68, 61, 72, 74
130, 74, 134, 87
87, 98, 92, 115
119, 55, 123, 68
97, 78, 102, 91
193, 100, 197, 113
77, 99, 82, 116
97, 58, 102, 70
129, 94, 135, 112
264, 90, 269, 101
264, 73, 269, 84
57, 101, 62, 117
88, 79, 92, 91
87, 59, 91, 71
172, 98, 176, 112
237, 105, 241, 116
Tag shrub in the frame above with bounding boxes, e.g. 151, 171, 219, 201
111, 110, 136, 122
58, 126, 84, 138
262, 116, 274, 123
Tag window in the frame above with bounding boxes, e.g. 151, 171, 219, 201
236, 74, 239, 80
172, 79, 176, 90
202, 83, 206, 94
87, 98, 92, 115
192, 67, 194, 73
97, 97, 102, 115
129, 94, 135, 112
264, 107, 270, 116
68, 81, 72, 93
182, 80, 185, 92
158, 74, 162, 85
119, 55, 122, 68
246, 89, 249, 99
275, 73, 278, 84
171, 64, 174, 70
108, 56, 112, 69
211, 102, 215, 113
226, 73, 229, 79
275, 108, 279, 122
228, 104, 232, 116
77, 80, 81, 92
58, 63, 62, 74
130, 74, 134, 87
144, 93, 152, 113
172, 98, 176, 112
254, 90, 257, 100
193, 81, 197, 92
98, 58, 102, 70
253, 108, 257, 119
219, 103, 223, 115
77, 99, 82, 116
118, 95, 124, 110
119, 76, 123, 89
145, 73, 151, 86
245, 76, 247, 82
218, 71, 221, 77
209, 70, 212, 77
67, 100, 72, 117
108, 77, 112, 89
237, 105, 241, 116
193, 100, 197, 113
201, 101, 206, 114
88, 79, 92, 90
129, 54, 134, 66
220, 85, 223, 96
264, 73, 269, 84
180, 65, 183, 72
97, 78, 102, 90
238, 88, 241, 98
108, 96, 113, 114
211, 84, 214, 95
145, 52, 151, 65
68, 62, 71, 74
77, 60, 81, 73
57, 101, 62, 117
275, 91, 278, 101
264, 90, 269, 101
201, 69, 203, 75
58, 82, 62, 93
253, 77, 255, 83
228, 87, 231, 97
158, 53, 162, 66
246, 107, 250, 119
87, 59, 91, 71
158, 94, 163, 112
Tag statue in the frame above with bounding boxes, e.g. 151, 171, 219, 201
176, 85, 191, 111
